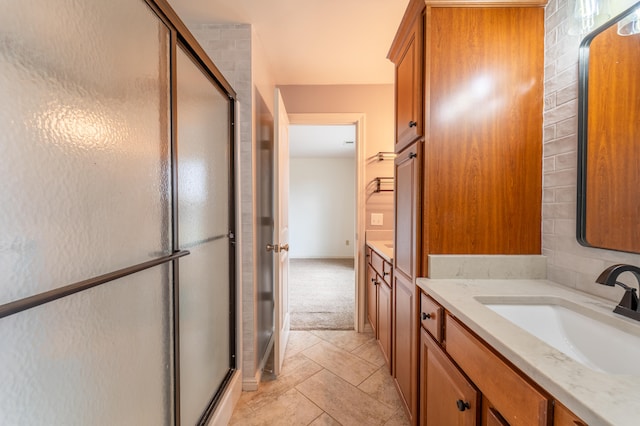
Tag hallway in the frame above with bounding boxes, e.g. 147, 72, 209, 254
229, 329, 409, 425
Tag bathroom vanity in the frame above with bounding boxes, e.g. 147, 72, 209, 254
417, 278, 640, 426
366, 240, 394, 369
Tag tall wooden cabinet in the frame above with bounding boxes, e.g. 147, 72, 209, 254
389, 0, 546, 423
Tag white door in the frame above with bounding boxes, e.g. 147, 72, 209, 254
273, 88, 290, 375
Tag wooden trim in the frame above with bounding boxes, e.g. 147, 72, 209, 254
426, 0, 548, 7
288, 113, 367, 332
388, 0, 425, 61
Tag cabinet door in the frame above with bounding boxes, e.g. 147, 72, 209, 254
395, 13, 423, 152
378, 281, 392, 369
394, 142, 422, 280
366, 263, 378, 336
425, 7, 543, 254
420, 328, 479, 426
393, 271, 417, 422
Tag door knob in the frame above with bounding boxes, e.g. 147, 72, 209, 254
280, 244, 289, 252
266, 243, 279, 252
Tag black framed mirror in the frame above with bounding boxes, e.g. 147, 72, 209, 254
577, 0, 640, 254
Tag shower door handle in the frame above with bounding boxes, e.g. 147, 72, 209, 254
266, 243, 279, 253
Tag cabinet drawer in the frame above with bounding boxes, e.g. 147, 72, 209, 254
420, 293, 443, 342
554, 401, 587, 426
370, 249, 385, 275
445, 314, 550, 426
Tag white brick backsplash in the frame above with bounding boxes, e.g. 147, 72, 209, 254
543, 0, 640, 302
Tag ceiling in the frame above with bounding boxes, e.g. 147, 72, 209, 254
167, 0, 409, 85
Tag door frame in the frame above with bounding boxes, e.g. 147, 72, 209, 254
287, 113, 367, 332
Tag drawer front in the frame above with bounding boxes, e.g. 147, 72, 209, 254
370, 249, 385, 275
554, 401, 587, 426
366, 246, 372, 264
420, 293, 443, 342
445, 314, 550, 426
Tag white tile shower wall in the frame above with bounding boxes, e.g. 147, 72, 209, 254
543, 0, 640, 302
189, 24, 258, 382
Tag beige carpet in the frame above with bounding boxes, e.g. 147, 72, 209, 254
289, 258, 355, 330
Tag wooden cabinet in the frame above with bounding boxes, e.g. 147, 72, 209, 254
392, 271, 418, 422
389, 0, 424, 153
378, 278, 392, 367
418, 289, 589, 426
366, 262, 378, 336
392, 122, 422, 424
389, 2, 545, 421
366, 244, 393, 369
446, 313, 551, 426
394, 142, 422, 281
422, 6, 543, 258
420, 328, 479, 425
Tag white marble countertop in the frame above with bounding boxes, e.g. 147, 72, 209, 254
366, 240, 393, 263
416, 278, 640, 426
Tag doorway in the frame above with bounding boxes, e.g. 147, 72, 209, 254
286, 115, 366, 331
288, 124, 356, 330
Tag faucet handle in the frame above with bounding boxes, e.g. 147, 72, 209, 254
618, 285, 639, 311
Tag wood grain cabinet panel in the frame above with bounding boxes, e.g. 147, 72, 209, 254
420, 328, 479, 426
378, 279, 392, 369
554, 401, 588, 426
445, 314, 550, 426
425, 6, 543, 257
366, 262, 378, 336
394, 143, 422, 281
393, 271, 418, 423
420, 292, 443, 342
389, 1, 424, 153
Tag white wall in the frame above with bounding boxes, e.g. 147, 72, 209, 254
543, 0, 640, 303
289, 157, 356, 258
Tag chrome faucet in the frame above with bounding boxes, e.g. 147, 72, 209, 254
596, 264, 640, 321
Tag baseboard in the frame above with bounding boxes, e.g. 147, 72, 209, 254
207, 369, 242, 426
289, 256, 355, 259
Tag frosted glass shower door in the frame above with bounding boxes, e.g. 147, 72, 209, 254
176, 46, 233, 425
0, 0, 174, 424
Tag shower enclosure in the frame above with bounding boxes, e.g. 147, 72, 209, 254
0, 0, 236, 424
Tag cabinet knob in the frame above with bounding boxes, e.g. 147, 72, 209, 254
383, 271, 389, 276
421, 312, 431, 320
409, 120, 417, 128
456, 400, 470, 412
371, 277, 376, 283
409, 152, 417, 159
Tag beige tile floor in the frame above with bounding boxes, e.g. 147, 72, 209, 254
229, 329, 410, 426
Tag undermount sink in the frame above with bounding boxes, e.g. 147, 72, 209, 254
384, 243, 394, 249
481, 299, 640, 375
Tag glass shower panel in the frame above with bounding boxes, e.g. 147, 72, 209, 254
0, 0, 171, 306
0, 264, 173, 425
176, 46, 231, 425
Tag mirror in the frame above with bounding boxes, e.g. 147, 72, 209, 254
577, 0, 640, 253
